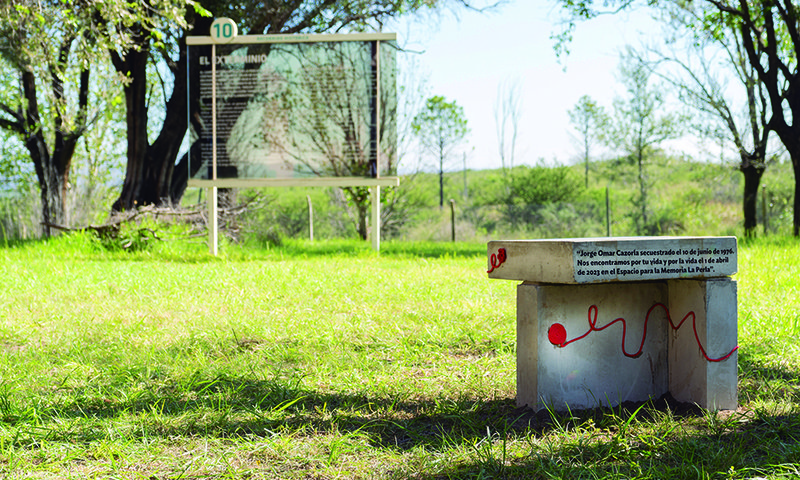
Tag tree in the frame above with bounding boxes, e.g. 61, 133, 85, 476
633, 13, 772, 238
607, 53, 681, 234
108, 0, 494, 212
568, 94, 609, 188
0, 1, 99, 235
494, 78, 523, 176
412, 95, 470, 208
715, 1, 800, 237
106, 0, 207, 211
0, 0, 197, 234
554, 0, 800, 236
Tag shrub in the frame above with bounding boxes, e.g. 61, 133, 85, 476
502, 165, 586, 229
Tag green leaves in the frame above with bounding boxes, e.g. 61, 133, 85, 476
608, 52, 682, 156
507, 165, 585, 206
412, 95, 470, 161
411, 95, 470, 206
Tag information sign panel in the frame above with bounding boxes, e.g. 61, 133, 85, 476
186, 33, 397, 181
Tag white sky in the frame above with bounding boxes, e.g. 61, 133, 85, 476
390, 1, 665, 171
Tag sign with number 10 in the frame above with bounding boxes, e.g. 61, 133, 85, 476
210, 18, 237, 43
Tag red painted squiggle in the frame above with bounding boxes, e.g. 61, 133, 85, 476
551, 303, 738, 362
487, 248, 507, 273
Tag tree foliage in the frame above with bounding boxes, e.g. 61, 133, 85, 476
0, 1, 100, 234
606, 52, 681, 234
412, 95, 470, 207
568, 94, 609, 188
554, 0, 800, 236
0, 0, 203, 234
501, 164, 585, 230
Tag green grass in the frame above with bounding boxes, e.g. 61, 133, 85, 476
0, 235, 799, 478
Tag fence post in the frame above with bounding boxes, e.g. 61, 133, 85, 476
307, 195, 314, 242
450, 199, 456, 242
208, 186, 218, 256
606, 186, 611, 237
371, 185, 381, 252
762, 185, 768, 235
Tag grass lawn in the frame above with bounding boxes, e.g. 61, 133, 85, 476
0, 235, 799, 479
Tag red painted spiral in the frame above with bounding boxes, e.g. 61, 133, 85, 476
549, 303, 738, 362
487, 248, 507, 273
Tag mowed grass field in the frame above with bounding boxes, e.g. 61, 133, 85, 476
0, 235, 798, 479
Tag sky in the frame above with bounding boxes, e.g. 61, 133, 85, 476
389, 1, 664, 172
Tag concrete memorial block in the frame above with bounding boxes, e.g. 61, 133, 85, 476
488, 237, 738, 412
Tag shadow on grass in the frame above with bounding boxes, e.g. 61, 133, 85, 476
9, 372, 799, 478
739, 348, 800, 405
2, 369, 781, 442
11, 373, 529, 449
423, 409, 800, 479
3, 348, 799, 478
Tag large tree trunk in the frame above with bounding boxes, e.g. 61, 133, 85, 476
142, 29, 199, 207
794, 157, 800, 237
25, 126, 73, 237
20, 66, 82, 236
42, 163, 68, 230
111, 30, 150, 212
111, 38, 188, 211
740, 154, 766, 237
111, 17, 214, 211
770, 123, 800, 237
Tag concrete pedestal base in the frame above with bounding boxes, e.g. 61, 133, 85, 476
668, 278, 738, 410
489, 237, 739, 412
516, 279, 737, 411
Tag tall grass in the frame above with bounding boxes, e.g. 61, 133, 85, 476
0, 236, 798, 478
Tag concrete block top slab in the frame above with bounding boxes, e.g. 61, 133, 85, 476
487, 236, 737, 284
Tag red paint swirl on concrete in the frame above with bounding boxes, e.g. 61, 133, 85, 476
548, 303, 738, 362
487, 248, 507, 274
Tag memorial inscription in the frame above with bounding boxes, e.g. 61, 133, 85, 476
486, 237, 737, 284
573, 243, 736, 282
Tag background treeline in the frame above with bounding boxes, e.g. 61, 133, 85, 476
2, 0, 799, 244
2, 150, 794, 246
159, 154, 798, 247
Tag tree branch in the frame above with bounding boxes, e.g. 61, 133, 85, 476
50, 35, 74, 155
775, 0, 800, 66
0, 103, 25, 134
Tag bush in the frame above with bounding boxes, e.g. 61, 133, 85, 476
503, 165, 586, 229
